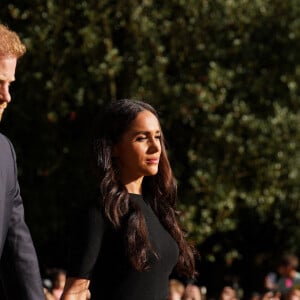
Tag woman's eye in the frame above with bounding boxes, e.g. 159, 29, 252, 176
136, 136, 147, 141
155, 135, 161, 140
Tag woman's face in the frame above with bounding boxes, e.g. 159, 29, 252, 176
113, 110, 162, 184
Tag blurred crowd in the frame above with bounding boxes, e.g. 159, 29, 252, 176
168, 253, 300, 300
41, 253, 300, 300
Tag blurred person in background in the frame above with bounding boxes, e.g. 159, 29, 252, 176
183, 283, 202, 300
219, 286, 238, 300
277, 254, 300, 296
168, 279, 185, 300
285, 288, 300, 300
0, 24, 45, 300
261, 290, 281, 300
265, 272, 278, 292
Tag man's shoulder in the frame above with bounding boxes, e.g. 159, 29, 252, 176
0, 132, 10, 144
0, 133, 15, 160
0, 133, 13, 149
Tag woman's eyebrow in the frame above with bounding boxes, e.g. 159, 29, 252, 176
132, 130, 161, 135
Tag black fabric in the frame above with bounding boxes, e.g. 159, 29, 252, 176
68, 193, 179, 300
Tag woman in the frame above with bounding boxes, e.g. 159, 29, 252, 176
61, 99, 196, 300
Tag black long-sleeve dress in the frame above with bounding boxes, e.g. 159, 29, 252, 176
68, 193, 179, 300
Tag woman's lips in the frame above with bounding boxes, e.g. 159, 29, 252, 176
146, 158, 159, 164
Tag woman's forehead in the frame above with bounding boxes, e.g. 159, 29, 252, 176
129, 110, 160, 130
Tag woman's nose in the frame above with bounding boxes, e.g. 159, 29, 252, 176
149, 137, 161, 153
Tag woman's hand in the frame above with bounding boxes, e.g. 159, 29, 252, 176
60, 278, 91, 300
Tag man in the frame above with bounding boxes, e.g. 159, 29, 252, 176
0, 24, 45, 299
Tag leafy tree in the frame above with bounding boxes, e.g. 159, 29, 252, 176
1, 0, 300, 295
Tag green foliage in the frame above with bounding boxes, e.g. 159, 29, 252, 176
1, 0, 300, 281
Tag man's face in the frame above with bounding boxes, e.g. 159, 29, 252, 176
0, 56, 17, 122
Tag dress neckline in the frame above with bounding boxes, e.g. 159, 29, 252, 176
129, 193, 151, 206
129, 193, 143, 198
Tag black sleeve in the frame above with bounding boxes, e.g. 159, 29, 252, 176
66, 203, 107, 279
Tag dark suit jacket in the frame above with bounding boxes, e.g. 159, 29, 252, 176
0, 133, 44, 300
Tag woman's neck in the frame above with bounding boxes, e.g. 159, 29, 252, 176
123, 177, 144, 194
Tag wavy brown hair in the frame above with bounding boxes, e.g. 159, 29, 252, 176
93, 99, 196, 277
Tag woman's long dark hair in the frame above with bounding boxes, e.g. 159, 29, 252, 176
93, 99, 196, 277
